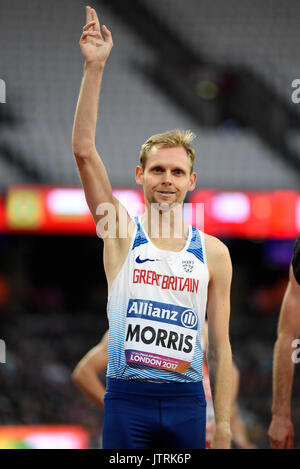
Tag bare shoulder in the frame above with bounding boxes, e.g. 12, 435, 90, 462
204, 233, 231, 261
203, 233, 232, 278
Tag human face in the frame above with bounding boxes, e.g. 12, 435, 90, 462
136, 145, 197, 208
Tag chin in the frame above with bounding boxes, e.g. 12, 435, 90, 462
151, 195, 173, 205
151, 197, 181, 212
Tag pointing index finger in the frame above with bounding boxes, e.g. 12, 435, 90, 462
91, 8, 100, 32
86, 5, 92, 24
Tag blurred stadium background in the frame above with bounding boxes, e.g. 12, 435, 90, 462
0, 0, 300, 449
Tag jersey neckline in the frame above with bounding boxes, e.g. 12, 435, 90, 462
137, 215, 192, 255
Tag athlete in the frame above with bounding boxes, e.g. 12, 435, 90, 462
268, 236, 300, 449
72, 6, 232, 449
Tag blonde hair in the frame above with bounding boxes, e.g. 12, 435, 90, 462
139, 129, 196, 173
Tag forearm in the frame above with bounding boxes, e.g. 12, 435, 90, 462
72, 62, 105, 157
208, 343, 232, 429
272, 334, 295, 418
72, 369, 106, 408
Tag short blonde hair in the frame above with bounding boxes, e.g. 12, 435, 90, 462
139, 129, 196, 173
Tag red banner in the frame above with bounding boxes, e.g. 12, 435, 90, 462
188, 189, 300, 238
3, 186, 300, 239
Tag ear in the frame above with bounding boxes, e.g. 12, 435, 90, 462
135, 165, 144, 186
188, 171, 197, 192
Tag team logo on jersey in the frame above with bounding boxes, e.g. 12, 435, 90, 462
136, 255, 160, 264
181, 309, 198, 329
182, 259, 194, 273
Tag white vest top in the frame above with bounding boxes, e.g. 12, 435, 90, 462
106, 216, 209, 383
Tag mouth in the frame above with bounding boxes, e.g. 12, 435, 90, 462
156, 191, 175, 198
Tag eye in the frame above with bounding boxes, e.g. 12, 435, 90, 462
174, 169, 183, 175
153, 167, 163, 173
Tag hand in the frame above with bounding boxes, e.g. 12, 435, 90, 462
268, 416, 294, 449
210, 423, 231, 449
205, 420, 216, 446
79, 6, 113, 66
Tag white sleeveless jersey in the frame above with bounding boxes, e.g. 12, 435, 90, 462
106, 216, 209, 383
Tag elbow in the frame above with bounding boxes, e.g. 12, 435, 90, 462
72, 139, 95, 161
73, 148, 92, 162
73, 149, 85, 161
207, 348, 217, 367
71, 366, 84, 386
207, 340, 232, 365
207, 342, 218, 362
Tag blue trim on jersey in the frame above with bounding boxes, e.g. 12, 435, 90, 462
186, 227, 204, 263
132, 217, 148, 250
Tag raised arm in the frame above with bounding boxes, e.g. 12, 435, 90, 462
206, 235, 233, 449
268, 264, 300, 449
72, 330, 109, 408
72, 6, 116, 224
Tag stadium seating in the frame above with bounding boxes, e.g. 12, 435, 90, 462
143, 0, 300, 107
0, 0, 299, 189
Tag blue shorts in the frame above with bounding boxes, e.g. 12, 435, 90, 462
102, 378, 206, 449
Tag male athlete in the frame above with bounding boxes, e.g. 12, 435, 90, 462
268, 236, 300, 449
72, 6, 232, 449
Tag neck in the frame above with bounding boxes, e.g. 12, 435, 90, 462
141, 203, 188, 240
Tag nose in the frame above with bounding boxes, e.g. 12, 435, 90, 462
161, 169, 173, 185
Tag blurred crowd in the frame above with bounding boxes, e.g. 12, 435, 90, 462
0, 309, 107, 448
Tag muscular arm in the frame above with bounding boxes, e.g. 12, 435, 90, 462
206, 236, 233, 449
73, 64, 116, 222
72, 331, 108, 409
268, 265, 300, 449
72, 7, 116, 224
72, 7, 131, 288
